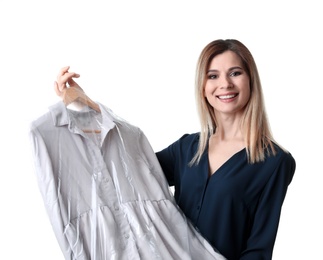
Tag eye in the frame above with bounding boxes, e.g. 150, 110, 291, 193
230, 71, 242, 77
207, 74, 218, 79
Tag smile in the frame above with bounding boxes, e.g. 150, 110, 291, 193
217, 94, 238, 100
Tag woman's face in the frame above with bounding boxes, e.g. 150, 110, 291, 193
204, 50, 250, 117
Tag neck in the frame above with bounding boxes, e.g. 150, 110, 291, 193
213, 113, 243, 141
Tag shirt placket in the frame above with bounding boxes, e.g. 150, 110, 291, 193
85, 135, 135, 258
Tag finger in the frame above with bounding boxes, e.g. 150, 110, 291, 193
54, 81, 63, 97
56, 66, 76, 85
67, 78, 83, 90
60, 72, 80, 83
57, 66, 80, 79
57, 66, 70, 78
56, 66, 70, 90
57, 72, 80, 90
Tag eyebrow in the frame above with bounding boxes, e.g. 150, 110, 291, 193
207, 66, 243, 73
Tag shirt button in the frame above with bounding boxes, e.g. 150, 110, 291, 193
197, 205, 200, 210
125, 234, 129, 239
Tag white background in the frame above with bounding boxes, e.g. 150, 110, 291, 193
0, 1, 322, 259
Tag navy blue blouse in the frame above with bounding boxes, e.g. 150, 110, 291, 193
156, 133, 295, 260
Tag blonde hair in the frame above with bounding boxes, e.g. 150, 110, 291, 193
191, 39, 276, 165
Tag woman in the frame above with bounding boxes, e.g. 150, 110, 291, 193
55, 39, 296, 259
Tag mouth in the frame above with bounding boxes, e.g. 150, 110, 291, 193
216, 93, 238, 100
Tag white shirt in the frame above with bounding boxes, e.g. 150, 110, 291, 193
29, 101, 226, 260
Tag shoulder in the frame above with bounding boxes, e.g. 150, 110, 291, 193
265, 143, 296, 183
156, 132, 201, 158
169, 132, 201, 150
175, 132, 200, 144
29, 111, 53, 134
270, 143, 296, 166
104, 107, 144, 138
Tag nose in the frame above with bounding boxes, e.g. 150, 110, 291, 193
219, 75, 233, 89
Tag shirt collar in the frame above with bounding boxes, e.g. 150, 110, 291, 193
49, 101, 117, 131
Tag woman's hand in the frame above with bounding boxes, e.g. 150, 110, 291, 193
54, 66, 83, 98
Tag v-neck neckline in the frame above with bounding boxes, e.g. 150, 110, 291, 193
206, 147, 246, 178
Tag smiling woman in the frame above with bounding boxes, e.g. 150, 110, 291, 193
156, 39, 296, 259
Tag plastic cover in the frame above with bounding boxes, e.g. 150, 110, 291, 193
29, 100, 226, 260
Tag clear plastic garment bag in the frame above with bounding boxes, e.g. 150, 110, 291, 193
29, 87, 226, 260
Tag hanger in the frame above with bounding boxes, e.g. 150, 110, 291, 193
62, 87, 101, 133
62, 87, 101, 113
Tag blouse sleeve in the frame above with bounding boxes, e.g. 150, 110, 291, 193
155, 144, 177, 187
155, 134, 190, 186
240, 152, 296, 259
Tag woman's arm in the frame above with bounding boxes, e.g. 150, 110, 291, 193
240, 152, 296, 259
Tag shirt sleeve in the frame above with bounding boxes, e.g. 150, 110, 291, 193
29, 124, 78, 260
240, 152, 296, 259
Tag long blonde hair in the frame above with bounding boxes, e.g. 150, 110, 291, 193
191, 39, 276, 165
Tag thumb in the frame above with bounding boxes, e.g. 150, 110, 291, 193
54, 81, 63, 97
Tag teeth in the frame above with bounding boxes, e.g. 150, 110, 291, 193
218, 94, 236, 99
